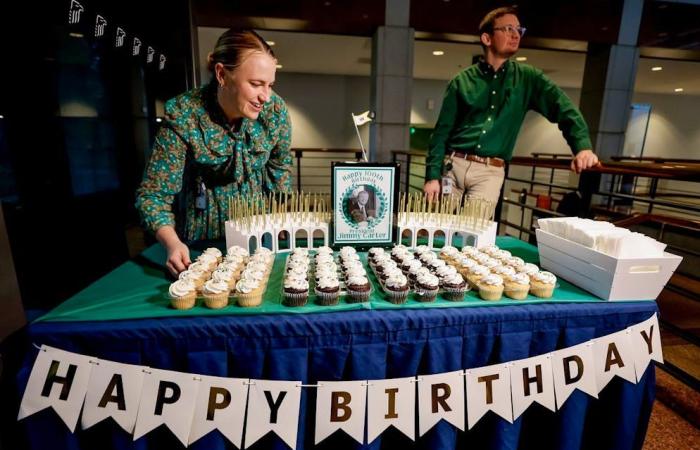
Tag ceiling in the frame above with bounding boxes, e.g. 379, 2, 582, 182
198, 27, 700, 95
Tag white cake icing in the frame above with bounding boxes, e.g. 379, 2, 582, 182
344, 266, 367, 278
187, 261, 210, 273
461, 246, 479, 256
317, 246, 333, 254
416, 272, 439, 287
227, 245, 248, 257
403, 259, 423, 271
385, 273, 408, 288
346, 275, 369, 286
316, 276, 340, 289
532, 271, 557, 284
473, 253, 490, 264
429, 259, 447, 269
203, 247, 222, 258
202, 279, 229, 295
480, 274, 504, 286
482, 258, 500, 270
440, 246, 459, 256
284, 277, 309, 290
443, 272, 465, 286
480, 245, 500, 256
458, 258, 477, 270
493, 265, 516, 276
419, 252, 438, 263
520, 263, 539, 275
436, 265, 458, 278
196, 253, 219, 267
493, 249, 512, 260
240, 268, 264, 282
469, 265, 490, 277
212, 268, 235, 282
507, 273, 530, 286
236, 278, 259, 293
169, 279, 196, 298
178, 269, 204, 282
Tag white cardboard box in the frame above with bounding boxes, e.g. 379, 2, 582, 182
535, 228, 682, 301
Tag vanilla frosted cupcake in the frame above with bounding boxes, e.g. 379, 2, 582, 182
482, 257, 501, 272
530, 271, 556, 298
315, 275, 340, 306
506, 256, 526, 270
461, 246, 479, 257
227, 245, 249, 259
504, 273, 530, 300
187, 261, 212, 279
211, 267, 237, 289
455, 256, 477, 277
493, 249, 512, 261
467, 264, 490, 288
178, 268, 207, 292
439, 246, 459, 263
203, 247, 223, 263
235, 277, 263, 307
492, 265, 516, 278
472, 253, 491, 265
283, 276, 309, 307
196, 253, 219, 271
480, 245, 500, 256
202, 279, 230, 309
477, 274, 504, 301
519, 263, 540, 277
168, 279, 197, 310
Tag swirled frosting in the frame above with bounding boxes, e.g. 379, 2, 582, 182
414, 245, 430, 254
317, 246, 333, 254
461, 246, 479, 256
286, 266, 308, 279
403, 259, 423, 271
443, 272, 465, 286
212, 268, 235, 282
178, 269, 204, 282
345, 266, 367, 278
203, 247, 222, 258
429, 259, 447, 269
506, 256, 525, 268
385, 273, 408, 288
436, 265, 458, 278
493, 265, 516, 276
284, 277, 309, 289
520, 263, 539, 275
440, 246, 459, 256
480, 274, 504, 286
340, 246, 357, 256
469, 265, 490, 277
343, 260, 364, 271
346, 275, 369, 286
409, 265, 430, 276
224, 254, 244, 265
227, 245, 248, 257
416, 272, 439, 287
196, 253, 219, 267
315, 254, 335, 264
507, 273, 530, 286
493, 249, 512, 260
169, 279, 196, 298
186, 261, 209, 274
458, 258, 477, 270
202, 279, 229, 295
236, 278, 259, 293
482, 258, 500, 269
480, 245, 500, 256
316, 276, 340, 289
419, 252, 438, 263
532, 271, 557, 284
473, 253, 491, 264
240, 268, 264, 282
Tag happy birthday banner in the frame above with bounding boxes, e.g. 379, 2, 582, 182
18, 314, 662, 448
67, 0, 167, 70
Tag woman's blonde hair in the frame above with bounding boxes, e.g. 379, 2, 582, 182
207, 29, 275, 73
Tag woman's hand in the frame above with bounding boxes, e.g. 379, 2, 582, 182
423, 179, 441, 202
155, 226, 191, 277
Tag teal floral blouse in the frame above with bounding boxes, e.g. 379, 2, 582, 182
136, 83, 292, 241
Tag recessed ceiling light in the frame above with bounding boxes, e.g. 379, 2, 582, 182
674, 88, 684, 92
0, 115, 4, 119
651, 66, 663, 71
266, 41, 275, 46
432, 50, 444, 56
516, 56, 527, 61
155, 117, 163, 123
69, 32, 84, 38
276, 64, 283, 69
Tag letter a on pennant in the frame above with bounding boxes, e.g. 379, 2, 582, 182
593, 329, 637, 393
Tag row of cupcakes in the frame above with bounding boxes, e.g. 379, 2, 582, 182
282, 247, 312, 306
367, 247, 410, 304
168, 246, 274, 310
338, 247, 372, 303
439, 244, 556, 300
410, 246, 469, 301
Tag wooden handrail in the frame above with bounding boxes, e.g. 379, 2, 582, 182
611, 156, 700, 164
292, 148, 362, 154
612, 213, 700, 231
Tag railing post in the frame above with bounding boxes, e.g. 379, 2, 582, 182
648, 177, 659, 214
295, 149, 302, 193
406, 154, 412, 193
578, 170, 601, 218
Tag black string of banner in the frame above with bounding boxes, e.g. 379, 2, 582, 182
67, 0, 167, 71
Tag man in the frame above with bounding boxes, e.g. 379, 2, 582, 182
423, 7, 599, 203
348, 189, 376, 224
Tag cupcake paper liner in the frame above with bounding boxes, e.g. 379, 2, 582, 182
283, 291, 309, 307
442, 285, 469, 301
236, 290, 263, 307
203, 293, 229, 309
170, 294, 196, 310
315, 288, 340, 306
414, 286, 439, 303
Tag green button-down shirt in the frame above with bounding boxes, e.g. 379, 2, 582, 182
426, 59, 592, 181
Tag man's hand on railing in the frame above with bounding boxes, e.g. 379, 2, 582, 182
423, 179, 441, 201
571, 149, 599, 174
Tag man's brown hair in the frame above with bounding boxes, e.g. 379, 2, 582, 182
478, 6, 519, 35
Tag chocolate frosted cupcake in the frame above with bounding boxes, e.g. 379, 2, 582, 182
428, 259, 447, 273
315, 276, 340, 305
283, 276, 309, 306
414, 272, 440, 302
402, 258, 423, 275
384, 272, 409, 304
442, 272, 468, 301
346, 274, 371, 303
408, 265, 430, 287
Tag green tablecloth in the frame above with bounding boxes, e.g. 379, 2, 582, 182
36, 236, 607, 323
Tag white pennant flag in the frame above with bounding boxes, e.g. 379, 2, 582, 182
593, 329, 637, 393
81, 359, 146, 433
630, 314, 663, 381
509, 355, 556, 420
245, 379, 301, 450
366, 376, 416, 443
18, 345, 94, 432
465, 363, 512, 429
551, 341, 598, 409
133, 368, 199, 446
418, 370, 465, 436
352, 110, 373, 127
188, 376, 248, 447
315, 380, 367, 445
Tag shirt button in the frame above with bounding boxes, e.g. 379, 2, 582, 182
491, 105, 495, 109
494, 75, 497, 79
487, 117, 492, 121
492, 90, 496, 95
477, 144, 481, 149
482, 130, 487, 134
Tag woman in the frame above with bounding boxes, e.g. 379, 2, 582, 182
136, 29, 292, 276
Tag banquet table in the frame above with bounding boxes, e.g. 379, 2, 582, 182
1, 237, 659, 450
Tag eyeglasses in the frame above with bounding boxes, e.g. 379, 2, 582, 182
493, 25, 527, 37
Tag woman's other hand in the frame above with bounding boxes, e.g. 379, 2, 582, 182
155, 226, 191, 277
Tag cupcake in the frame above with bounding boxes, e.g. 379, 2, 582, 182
316, 246, 334, 255
203, 247, 223, 263
439, 246, 459, 263
346, 274, 372, 303
455, 256, 477, 277
442, 272, 468, 301
196, 253, 219, 271
506, 256, 526, 270
408, 265, 430, 287
419, 252, 438, 265
480, 245, 500, 256
493, 249, 512, 261
435, 264, 458, 282
211, 267, 237, 289
466, 265, 490, 288
235, 277, 263, 307
520, 263, 540, 277
383, 273, 410, 304
168, 279, 197, 310
315, 276, 340, 305
530, 271, 556, 298
492, 265, 516, 278
472, 253, 491, 265
187, 261, 212, 278
202, 279, 230, 309
428, 259, 447, 272
227, 245, 249, 258
504, 273, 530, 300
402, 259, 423, 275
415, 272, 440, 302
477, 274, 504, 301
461, 246, 479, 257
178, 269, 207, 292
283, 276, 309, 306
414, 245, 431, 255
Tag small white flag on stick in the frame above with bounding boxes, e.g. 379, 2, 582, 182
351, 110, 373, 162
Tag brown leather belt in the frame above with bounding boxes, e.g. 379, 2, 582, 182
451, 151, 505, 168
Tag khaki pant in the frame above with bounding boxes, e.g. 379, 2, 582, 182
446, 156, 505, 204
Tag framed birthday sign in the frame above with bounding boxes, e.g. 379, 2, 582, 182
331, 162, 399, 248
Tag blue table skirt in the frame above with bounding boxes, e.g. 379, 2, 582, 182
4, 301, 657, 450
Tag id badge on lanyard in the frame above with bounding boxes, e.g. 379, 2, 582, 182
195, 180, 207, 211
